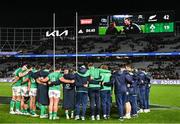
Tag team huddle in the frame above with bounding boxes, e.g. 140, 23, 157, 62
9, 63, 151, 121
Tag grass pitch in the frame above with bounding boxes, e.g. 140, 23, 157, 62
0, 82, 180, 123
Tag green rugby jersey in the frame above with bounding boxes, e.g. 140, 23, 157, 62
13, 68, 23, 87
87, 67, 111, 89
22, 74, 30, 87
100, 71, 112, 91
30, 69, 38, 89
48, 72, 63, 91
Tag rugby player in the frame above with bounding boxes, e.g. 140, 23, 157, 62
40, 65, 75, 120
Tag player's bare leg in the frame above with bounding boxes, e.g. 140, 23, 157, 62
9, 95, 16, 114
48, 98, 54, 120
124, 102, 131, 119
30, 96, 38, 117
53, 97, 60, 120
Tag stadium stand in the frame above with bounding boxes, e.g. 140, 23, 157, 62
0, 56, 179, 79
0, 27, 180, 79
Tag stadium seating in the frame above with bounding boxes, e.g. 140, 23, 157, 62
0, 31, 180, 79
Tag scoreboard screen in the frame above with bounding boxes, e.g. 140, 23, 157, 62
78, 11, 175, 36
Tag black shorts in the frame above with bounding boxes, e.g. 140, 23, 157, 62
37, 84, 49, 105
63, 88, 75, 109
24, 96, 30, 104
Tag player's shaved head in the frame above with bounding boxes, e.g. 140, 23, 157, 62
87, 63, 94, 68
35, 65, 41, 70
55, 64, 61, 71
45, 64, 51, 70
100, 65, 109, 70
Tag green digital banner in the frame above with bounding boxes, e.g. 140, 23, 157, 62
99, 25, 145, 35
145, 22, 174, 33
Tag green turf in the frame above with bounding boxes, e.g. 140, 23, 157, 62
0, 82, 12, 97
1, 83, 180, 123
150, 85, 180, 107
1, 83, 180, 107
0, 104, 180, 123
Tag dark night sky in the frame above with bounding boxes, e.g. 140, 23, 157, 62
0, 0, 179, 27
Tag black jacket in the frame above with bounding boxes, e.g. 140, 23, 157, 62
75, 67, 89, 93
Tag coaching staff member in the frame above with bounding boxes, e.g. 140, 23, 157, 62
123, 18, 141, 34
105, 22, 119, 35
